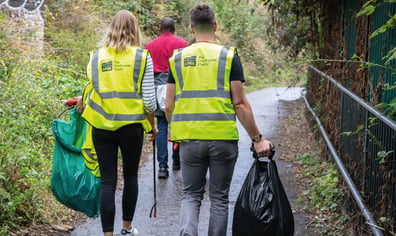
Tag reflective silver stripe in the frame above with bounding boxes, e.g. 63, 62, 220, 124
88, 100, 146, 121
174, 52, 183, 89
172, 48, 184, 56
217, 46, 230, 90
91, 50, 99, 92
172, 113, 236, 122
91, 48, 144, 98
175, 90, 230, 101
133, 48, 143, 92
100, 91, 142, 99
86, 86, 93, 101
173, 46, 231, 100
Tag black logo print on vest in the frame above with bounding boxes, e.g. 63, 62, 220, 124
102, 60, 113, 72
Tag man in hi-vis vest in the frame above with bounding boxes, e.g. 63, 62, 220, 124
165, 4, 273, 236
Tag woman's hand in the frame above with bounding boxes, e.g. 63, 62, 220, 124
76, 96, 85, 113
148, 124, 158, 142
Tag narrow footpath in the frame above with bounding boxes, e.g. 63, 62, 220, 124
71, 87, 315, 236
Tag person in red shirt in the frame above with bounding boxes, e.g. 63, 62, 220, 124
145, 17, 188, 178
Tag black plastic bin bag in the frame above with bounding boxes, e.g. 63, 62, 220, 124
233, 147, 294, 236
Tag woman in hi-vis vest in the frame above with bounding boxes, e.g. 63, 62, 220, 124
77, 10, 158, 236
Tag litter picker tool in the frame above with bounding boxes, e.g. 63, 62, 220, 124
149, 139, 157, 218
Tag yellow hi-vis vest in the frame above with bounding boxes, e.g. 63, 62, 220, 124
81, 124, 100, 177
168, 42, 239, 141
82, 47, 151, 132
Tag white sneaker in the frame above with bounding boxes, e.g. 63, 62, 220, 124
120, 226, 138, 236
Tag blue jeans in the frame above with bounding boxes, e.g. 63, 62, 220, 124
179, 140, 238, 236
156, 116, 169, 169
156, 116, 180, 169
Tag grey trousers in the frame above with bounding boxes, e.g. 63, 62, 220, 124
179, 140, 238, 236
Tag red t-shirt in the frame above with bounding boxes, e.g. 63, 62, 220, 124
145, 32, 188, 73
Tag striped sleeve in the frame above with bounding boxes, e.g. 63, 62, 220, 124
142, 56, 157, 113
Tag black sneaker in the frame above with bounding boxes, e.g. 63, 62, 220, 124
172, 162, 180, 171
158, 167, 169, 178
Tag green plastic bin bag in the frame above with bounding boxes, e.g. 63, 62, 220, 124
50, 107, 100, 218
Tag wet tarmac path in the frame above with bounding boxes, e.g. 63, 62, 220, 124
71, 87, 305, 236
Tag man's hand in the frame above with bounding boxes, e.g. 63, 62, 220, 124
253, 138, 273, 158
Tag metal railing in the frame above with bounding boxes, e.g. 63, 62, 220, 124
306, 66, 396, 235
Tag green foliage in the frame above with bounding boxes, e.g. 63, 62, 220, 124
356, 0, 379, 17
358, 1, 396, 40
260, 0, 322, 59
0, 0, 165, 232
375, 97, 396, 120
44, 28, 96, 78
341, 124, 364, 136
209, 0, 306, 87
297, 154, 344, 213
44, 1, 103, 78
383, 47, 396, 65
0, 12, 5, 50
357, 1, 396, 120
263, 0, 395, 122
141, 0, 194, 39
93, 0, 140, 14
90, 0, 194, 39
370, 13, 396, 38
309, 168, 343, 212
0, 46, 85, 232
295, 153, 348, 235
377, 150, 394, 163
93, 0, 158, 33
163, 0, 195, 38
211, 0, 259, 47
